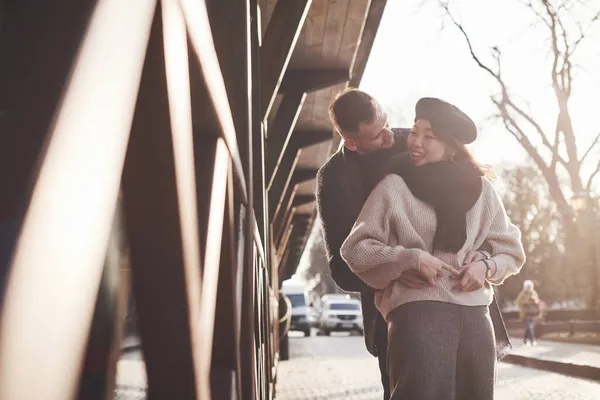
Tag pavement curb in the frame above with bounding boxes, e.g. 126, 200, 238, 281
502, 353, 600, 382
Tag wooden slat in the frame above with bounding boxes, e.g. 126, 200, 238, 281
320, 0, 349, 67
273, 183, 298, 239
197, 140, 230, 399
337, 0, 370, 67
266, 90, 307, 187
243, 3, 262, 398
349, 0, 387, 87
162, 0, 205, 395
210, 164, 240, 398
277, 223, 295, 259
276, 206, 297, 249
0, 1, 156, 399
261, 0, 312, 119
267, 147, 302, 219
204, 0, 253, 396
273, 167, 315, 241
179, 0, 248, 203
121, 3, 198, 398
279, 68, 349, 93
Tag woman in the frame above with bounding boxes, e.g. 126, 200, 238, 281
516, 280, 540, 345
340, 97, 526, 400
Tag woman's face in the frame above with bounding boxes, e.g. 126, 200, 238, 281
407, 119, 452, 166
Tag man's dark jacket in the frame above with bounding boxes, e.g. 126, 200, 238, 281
315, 129, 512, 359
316, 129, 410, 355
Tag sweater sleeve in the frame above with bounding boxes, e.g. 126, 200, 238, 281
483, 180, 526, 285
316, 166, 368, 292
340, 176, 422, 290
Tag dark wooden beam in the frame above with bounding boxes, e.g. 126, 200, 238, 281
279, 68, 349, 94
291, 129, 334, 149
204, 0, 253, 397
349, 0, 388, 88
273, 182, 298, 240
293, 195, 315, 207
266, 90, 306, 186
278, 221, 310, 279
275, 206, 296, 249
261, 0, 313, 119
244, 1, 262, 397
274, 192, 314, 244
267, 147, 301, 219
122, 6, 198, 397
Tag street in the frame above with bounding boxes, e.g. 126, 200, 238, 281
275, 331, 600, 400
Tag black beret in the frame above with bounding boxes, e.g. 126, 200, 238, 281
414, 97, 477, 144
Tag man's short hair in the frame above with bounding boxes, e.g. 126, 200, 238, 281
329, 88, 378, 137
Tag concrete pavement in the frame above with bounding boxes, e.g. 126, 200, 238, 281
274, 332, 600, 400
113, 332, 600, 399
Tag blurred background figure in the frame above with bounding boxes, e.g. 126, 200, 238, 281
516, 280, 541, 346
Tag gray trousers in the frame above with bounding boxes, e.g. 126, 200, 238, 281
387, 301, 496, 400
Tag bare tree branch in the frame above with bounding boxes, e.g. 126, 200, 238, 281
541, 0, 564, 94
569, 8, 600, 56
520, 0, 552, 28
496, 100, 574, 222
580, 132, 600, 164
587, 161, 600, 192
550, 117, 562, 172
440, 2, 567, 166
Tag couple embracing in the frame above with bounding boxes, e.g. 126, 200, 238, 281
316, 89, 525, 400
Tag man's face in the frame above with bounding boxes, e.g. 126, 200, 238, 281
342, 106, 395, 155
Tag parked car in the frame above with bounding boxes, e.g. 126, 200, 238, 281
318, 297, 363, 335
281, 280, 315, 337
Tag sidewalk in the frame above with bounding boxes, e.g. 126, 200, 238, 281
503, 339, 600, 381
275, 334, 600, 400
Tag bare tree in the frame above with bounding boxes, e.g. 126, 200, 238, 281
499, 166, 576, 302
439, 0, 600, 231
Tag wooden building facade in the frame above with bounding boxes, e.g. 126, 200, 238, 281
0, 0, 387, 398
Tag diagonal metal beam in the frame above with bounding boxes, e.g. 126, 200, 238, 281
260, 0, 313, 119
266, 90, 306, 187
279, 68, 349, 94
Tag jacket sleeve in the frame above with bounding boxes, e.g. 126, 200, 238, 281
316, 167, 368, 292
340, 176, 422, 290
483, 180, 527, 285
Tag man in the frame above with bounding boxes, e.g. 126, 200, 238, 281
316, 89, 421, 398
316, 89, 506, 398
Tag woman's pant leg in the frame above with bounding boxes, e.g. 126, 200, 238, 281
455, 306, 496, 400
387, 301, 460, 400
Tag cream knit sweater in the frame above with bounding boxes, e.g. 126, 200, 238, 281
340, 174, 525, 320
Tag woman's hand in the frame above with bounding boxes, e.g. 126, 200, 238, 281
418, 251, 459, 286
463, 250, 485, 264
453, 260, 487, 292
397, 268, 431, 289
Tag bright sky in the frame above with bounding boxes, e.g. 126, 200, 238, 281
360, 0, 600, 173
297, 0, 600, 278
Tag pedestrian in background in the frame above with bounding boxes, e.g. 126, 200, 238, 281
516, 280, 541, 345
